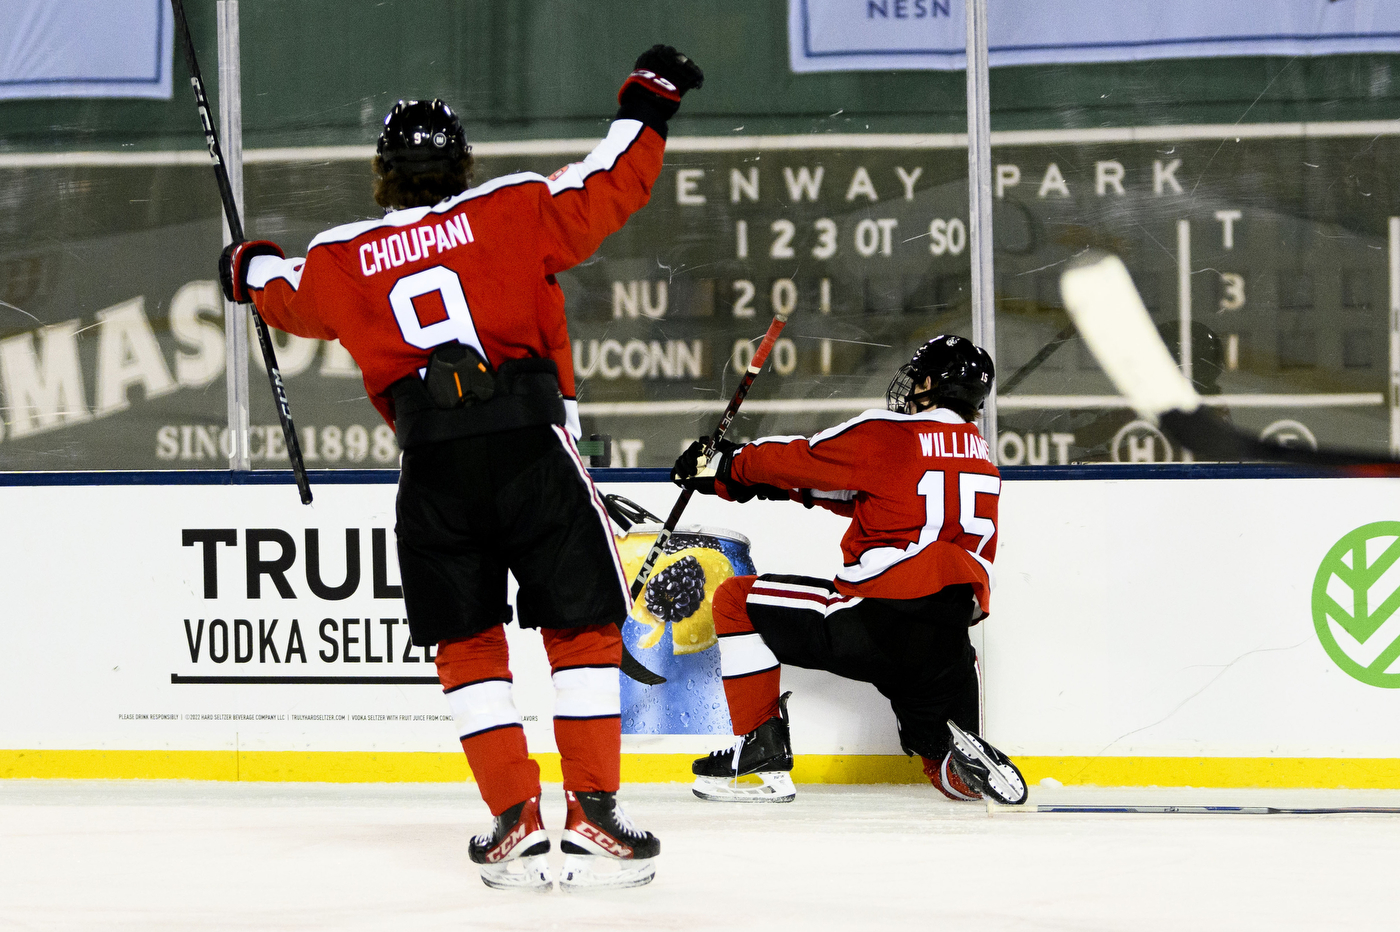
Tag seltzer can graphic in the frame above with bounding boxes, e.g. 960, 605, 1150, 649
615, 524, 756, 735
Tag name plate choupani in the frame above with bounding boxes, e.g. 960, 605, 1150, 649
789, 0, 1400, 72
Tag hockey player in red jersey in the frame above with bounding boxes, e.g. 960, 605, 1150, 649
218, 46, 705, 890
672, 335, 1028, 806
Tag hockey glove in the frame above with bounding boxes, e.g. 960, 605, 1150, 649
632, 45, 704, 96
617, 45, 703, 138
219, 240, 285, 304
672, 438, 787, 503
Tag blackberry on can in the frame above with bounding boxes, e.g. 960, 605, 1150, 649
644, 555, 706, 624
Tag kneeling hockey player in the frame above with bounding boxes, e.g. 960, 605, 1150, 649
219, 46, 704, 888
672, 335, 1028, 806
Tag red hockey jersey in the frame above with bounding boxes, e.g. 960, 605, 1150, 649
728, 408, 1001, 609
243, 119, 665, 434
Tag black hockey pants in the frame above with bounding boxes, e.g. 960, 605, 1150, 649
745, 574, 981, 760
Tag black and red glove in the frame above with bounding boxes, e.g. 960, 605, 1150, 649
671, 437, 788, 504
617, 45, 704, 138
218, 240, 284, 303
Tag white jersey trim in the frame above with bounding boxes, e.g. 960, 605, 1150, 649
810, 406, 967, 448
837, 531, 995, 590
247, 254, 304, 292
564, 399, 581, 440
552, 425, 631, 607
301, 119, 648, 252
544, 119, 644, 195
747, 434, 807, 447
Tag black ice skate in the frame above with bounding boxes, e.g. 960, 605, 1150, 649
692, 691, 796, 803
946, 720, 1028, 806
559, 790, 660, 890
467, 795, 552, 891
926, 750, 983, 802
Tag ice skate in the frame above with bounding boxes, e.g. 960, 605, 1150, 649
925, 750, 983, 802
946, 720, 1028, 805
558, 790, 660, 890
692, 691, 796, 803
467, 795, 552, 891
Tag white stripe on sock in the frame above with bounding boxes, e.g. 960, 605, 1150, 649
552, 665, 621, 718
718, 632, 779, 678
445, 679, 521, 739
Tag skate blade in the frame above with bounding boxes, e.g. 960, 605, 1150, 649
558, 853, 656, 890
692, 771, 796, 803
946, 720, 1028, 806
478, 854, 553, 892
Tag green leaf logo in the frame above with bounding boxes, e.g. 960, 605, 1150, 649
1312, 521, 1400, 688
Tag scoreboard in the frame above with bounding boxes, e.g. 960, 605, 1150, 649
549, 132, 1398, 467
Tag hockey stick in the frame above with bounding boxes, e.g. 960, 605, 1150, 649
171, 0, 313, 505
1000, 321, 1077, 395
618, 306, 797, 685
1032, 804, 1400, 815
1059, 250, 1400, 471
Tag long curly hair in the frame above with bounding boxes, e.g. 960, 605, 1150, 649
372, 154, 474, 210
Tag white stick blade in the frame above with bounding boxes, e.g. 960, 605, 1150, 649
1059, 251, 1201, 419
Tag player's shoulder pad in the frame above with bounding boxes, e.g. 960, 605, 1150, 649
746, 434, 808, 449
303, 173, 556, 253
809, 408, 961, 447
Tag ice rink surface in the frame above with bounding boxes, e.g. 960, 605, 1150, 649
2, 779, 1398, 931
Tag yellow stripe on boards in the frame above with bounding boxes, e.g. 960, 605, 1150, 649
1018, 756, 1400, 790
3, 750, 1400, 788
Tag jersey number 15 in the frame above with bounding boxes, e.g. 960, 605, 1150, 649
917, 470, 999, 554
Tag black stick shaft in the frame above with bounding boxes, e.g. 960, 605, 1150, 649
628, 311, 791, 605
617, 312, 791, 685
171, 0, 313, 505
1000, 322, 1077, 395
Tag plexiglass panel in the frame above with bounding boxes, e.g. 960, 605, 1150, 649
991, 113, 1398, 465
5, 1, 1397, 470
236, 0, 979, 469
0, 0, 230, 470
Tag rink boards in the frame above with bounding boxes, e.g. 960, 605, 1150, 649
2, 470, 1399, 787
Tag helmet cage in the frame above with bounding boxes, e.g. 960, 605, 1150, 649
885, 364, 916, 413
887, 335, 994, 415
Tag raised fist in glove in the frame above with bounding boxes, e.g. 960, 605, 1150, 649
631, 45, 704, 97
219, 240, 284, 303
617, 45, 703, 137
672, 437, 789, 504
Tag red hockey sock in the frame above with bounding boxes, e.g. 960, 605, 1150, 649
542, 624, 622, 794
435, 629, 540, 816
713, 576, 782, 735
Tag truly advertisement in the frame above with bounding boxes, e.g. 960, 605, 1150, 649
0, 481, 901, 757
174, 525, 437, 685
12, 477, 1399, 762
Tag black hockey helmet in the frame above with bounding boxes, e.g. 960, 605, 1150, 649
376, 99, 469, 174
886, 334, 995, 415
